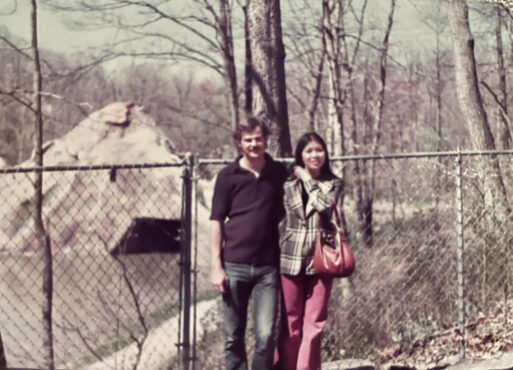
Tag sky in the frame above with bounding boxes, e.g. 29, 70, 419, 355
0, 0, 501, 76
0, 1, 213, 76
0, 1, 118, 53
0, 0, 437, 54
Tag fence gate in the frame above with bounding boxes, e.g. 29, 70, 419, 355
0, 163, 190, 369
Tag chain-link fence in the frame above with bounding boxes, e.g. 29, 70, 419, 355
0, 163, 189, 370
192, 151, 513, 369
2, 151, 513, 370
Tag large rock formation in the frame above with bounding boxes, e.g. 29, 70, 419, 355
0, 102, 185, 253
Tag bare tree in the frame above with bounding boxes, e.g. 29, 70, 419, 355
344, 0, 368, 243
431, 4, 448, 227
30, 1, 54, 369
356, 0, 396, 247
508, 12, 513, 126
306, 50, 326, 132
246, 0, 292, 156
281, 1, 325, 133
320, 0, 351, 233
200, 0, 240, 131
218, 0, 239, 131
321, 0, 349, 159
496, 9, 510, 142
491, 7, 512, 149
474, 5, 512, 150
446, 0, 508, 198
408, 0, 450, 227
242, 4, 253, 113
103, 234, 149, 370
447, 0, 513, 308
0, 29, 116, 164
56, 254, 150, 370
0, 36, 36, 164
44, 0, 241, 138
446, 1, 496, 151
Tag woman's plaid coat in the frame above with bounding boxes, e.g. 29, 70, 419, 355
279, 173, 342, 275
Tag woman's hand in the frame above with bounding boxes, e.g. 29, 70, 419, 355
294, 166, 312, 182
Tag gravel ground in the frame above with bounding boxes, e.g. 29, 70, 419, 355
322, 352, 513, 369
445, 351, 513, 370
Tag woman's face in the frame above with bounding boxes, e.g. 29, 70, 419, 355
301, 140, 326, 176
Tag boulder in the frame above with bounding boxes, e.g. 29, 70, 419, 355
0, 102, 185, 254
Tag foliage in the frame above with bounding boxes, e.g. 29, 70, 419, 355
374, 300, 513, 368
323, 206, 458, 360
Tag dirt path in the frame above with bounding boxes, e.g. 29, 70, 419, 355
85, 299, 217, 370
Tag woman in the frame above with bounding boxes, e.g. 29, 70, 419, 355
278, 132, 342, 370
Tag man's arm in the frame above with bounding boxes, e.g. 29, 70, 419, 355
210, 220, 228, 294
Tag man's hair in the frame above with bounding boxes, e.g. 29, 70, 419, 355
232, 116, 270, 143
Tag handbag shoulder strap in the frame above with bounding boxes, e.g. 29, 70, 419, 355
332, 198, 342, 228
330, 199, 347, 242
317, 197, 342, 229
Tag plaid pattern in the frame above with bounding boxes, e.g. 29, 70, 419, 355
279, 174, 342, 275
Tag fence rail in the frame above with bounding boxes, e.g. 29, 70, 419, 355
1, 151, 512, 369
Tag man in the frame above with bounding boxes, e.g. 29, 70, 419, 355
210, 116, 288, 370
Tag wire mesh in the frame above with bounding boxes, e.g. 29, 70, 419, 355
191, 153, 513, 369
0, 165, 184, 369
459, 155, 513, 356
323, 156, 459, 369
2, 152, 513, 369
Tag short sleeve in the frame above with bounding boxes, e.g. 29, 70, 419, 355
210, 171, 230, 221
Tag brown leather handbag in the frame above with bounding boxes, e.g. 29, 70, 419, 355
312, 203, 355, 277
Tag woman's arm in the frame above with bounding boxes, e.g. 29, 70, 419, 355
305, 179, 342, 212
293, 166, 342, 212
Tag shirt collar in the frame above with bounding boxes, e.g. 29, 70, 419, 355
226, 153, 274, 175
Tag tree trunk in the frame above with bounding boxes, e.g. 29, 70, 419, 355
322, 0, 349, 232
322, 0, 347, 158
434, 28, 444, 231
306, 50, 325, 132
360, 71, 374, 247
359, 0, 395, 248
219, 0, 239, 131
509, 17, 513, 127
243, 5, 253, 114
446, 0, 509, 201
31, 1, 54, 369
447, 0, 511, 301
0, 330, 6, 369
247, 0, 292, 156
495, 8, 511, 149
347, 0, 368, 245
447, 1, 498, 151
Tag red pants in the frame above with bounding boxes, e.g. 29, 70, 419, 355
278, 274, 333, 370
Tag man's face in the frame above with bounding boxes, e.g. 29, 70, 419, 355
238, 127, 267, 160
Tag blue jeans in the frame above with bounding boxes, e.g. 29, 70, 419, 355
222, 262, 279, 370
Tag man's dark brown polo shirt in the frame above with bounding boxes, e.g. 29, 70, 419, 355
210, 154, 288, 266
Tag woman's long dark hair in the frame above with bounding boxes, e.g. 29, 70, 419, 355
293, 132, 333, 177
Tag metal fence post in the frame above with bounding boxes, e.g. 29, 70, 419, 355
455, 151, 466, 360
180, 153, 193, 370
191, 154, 199, 370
